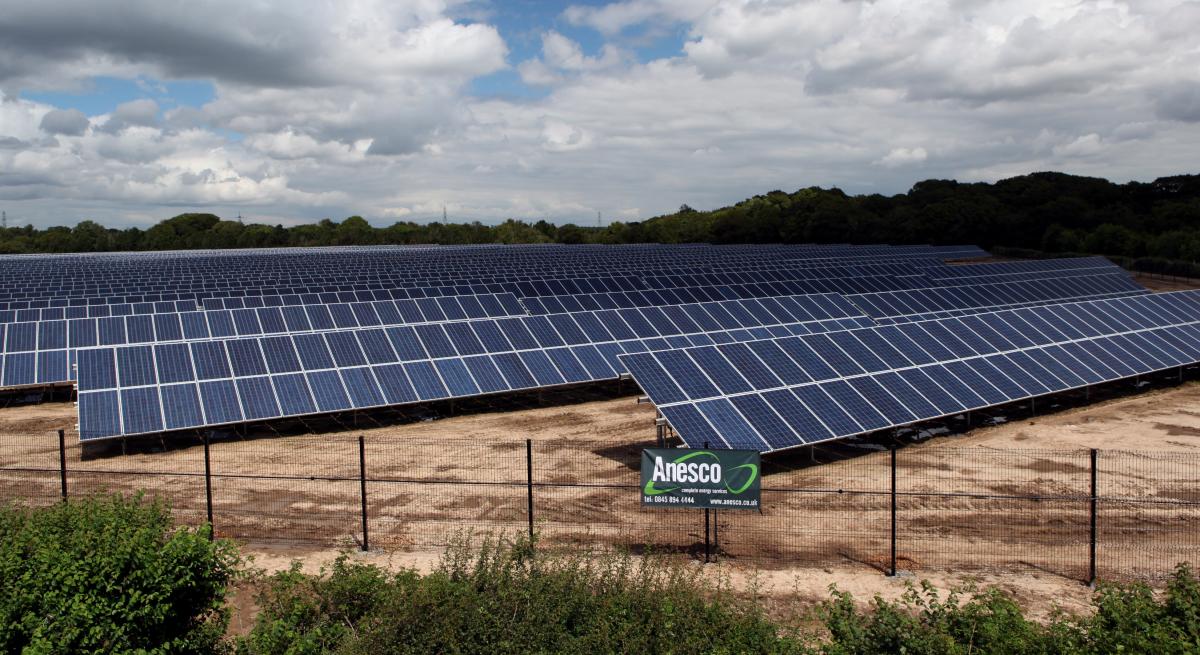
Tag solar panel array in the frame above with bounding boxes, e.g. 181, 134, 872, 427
0, 293, 528, 388
0, 244, 988, 304
623, 292, 1200, 452
0, 242, 1174, 448
74, 294, 871, 439
847, 273, 1147, 323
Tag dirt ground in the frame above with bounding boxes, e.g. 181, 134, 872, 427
1131, 272, 1200, 292
2, 375, 1200, 624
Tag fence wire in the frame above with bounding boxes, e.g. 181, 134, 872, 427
0, 432, 1197, 583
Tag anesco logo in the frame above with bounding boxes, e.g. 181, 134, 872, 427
643, 451, 759, 496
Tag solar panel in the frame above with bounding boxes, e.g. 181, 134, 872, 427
623, 291, 1200, 452
72, 293, 874, 439
27, 243, 1172, 449
0, 292, 530, 390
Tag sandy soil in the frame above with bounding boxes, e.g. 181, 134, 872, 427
2, 377, 1199, 621
1132, 273, 1200, 292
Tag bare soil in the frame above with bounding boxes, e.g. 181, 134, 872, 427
2, 379, 1199, 622
1132, 273, 1200, 292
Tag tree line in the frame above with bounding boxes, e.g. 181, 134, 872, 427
3, 171, 1198, 267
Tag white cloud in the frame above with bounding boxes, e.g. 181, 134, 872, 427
518, 31, 626, 86
1, 0, 1199, 228
875, 147, 928, 168
1052, 133, 1105, 158
541, 119, 593, 152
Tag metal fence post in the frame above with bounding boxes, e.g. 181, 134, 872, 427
57, 429, 67, 502
890, 445, 897, 577
359, 436, 369, 552
704, 440, 711, 564
1089, 448, 1098, 586
203, 434, 214, 539
713, 509, 719, 559
526, 438, 535, 542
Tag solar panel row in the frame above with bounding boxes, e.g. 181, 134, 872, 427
1, 245, 988, 302
0, 265, 920, 314
74, 310, 874, 440
622, 291, 1200, 452
527, 272, 1145, 316
5, 291, 866, 390
0, 293, 528, 388
919, 256, 1120, 280
846, 273, 1146, 320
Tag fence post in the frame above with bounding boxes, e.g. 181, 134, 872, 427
57, 429, 67, 502
713, 508, 719, 559
203, 434, 214, 539
704, 441, 711, 564
359, 436, 369, 552
889, 445, 897, 577
1089, 448, 1098, 586
526, 438, 534, 542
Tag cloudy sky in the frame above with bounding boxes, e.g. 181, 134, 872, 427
0, 0, 1198, 228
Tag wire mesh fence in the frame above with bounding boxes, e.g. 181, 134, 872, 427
0, 431, 1197, 583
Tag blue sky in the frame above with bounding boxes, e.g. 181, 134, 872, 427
21, 2, 689, 121
467, 2, 685, 101
24, 77, 217, 117
0, 0, 1197, 228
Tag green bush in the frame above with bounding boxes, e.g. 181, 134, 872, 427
240, 532, 1200, 655
808, 564, 1200, 655
0, 494, 239, 654
239, 534, 799, 655
812, 581, 1050, 654
1057, 563, 1200, 654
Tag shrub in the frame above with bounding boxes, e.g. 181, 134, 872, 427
809, 564, 1200, 655
1057, 563, 1200, 654
812, 581, 1050, 655
240, 531, 1200, 655
0, 494, 239, 654
239, 534, 800, 655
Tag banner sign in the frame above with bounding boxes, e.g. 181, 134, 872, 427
640, 448, 761, 510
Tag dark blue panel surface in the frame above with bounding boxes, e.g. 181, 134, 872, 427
659, 404, 723, 447
545, 348, 590, 383
822, 380, 891, 431
154, 343, 195, 384
341, 367, 386, 408
272, 374, 317, 416
79, 391, 121, 439
405, 361, 450, 400
792, 386, 861, 438
696, 398, 763, 449
433, 359, 480, 396
294, 334, 336, 370
308, 370, 353, 411
374, 364, 419, 404
226, 340, 269, 377
161, 384, 204, 430
200, 380, 243, 424
491, 353, 536, 390
686, 347, 752, 395
237, 377, 281, 420
117, 346, 156, 387
462, 356, 509, 393
519, 350, 566, 386
729, 394, 799, 449
326, 332, 368, 367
